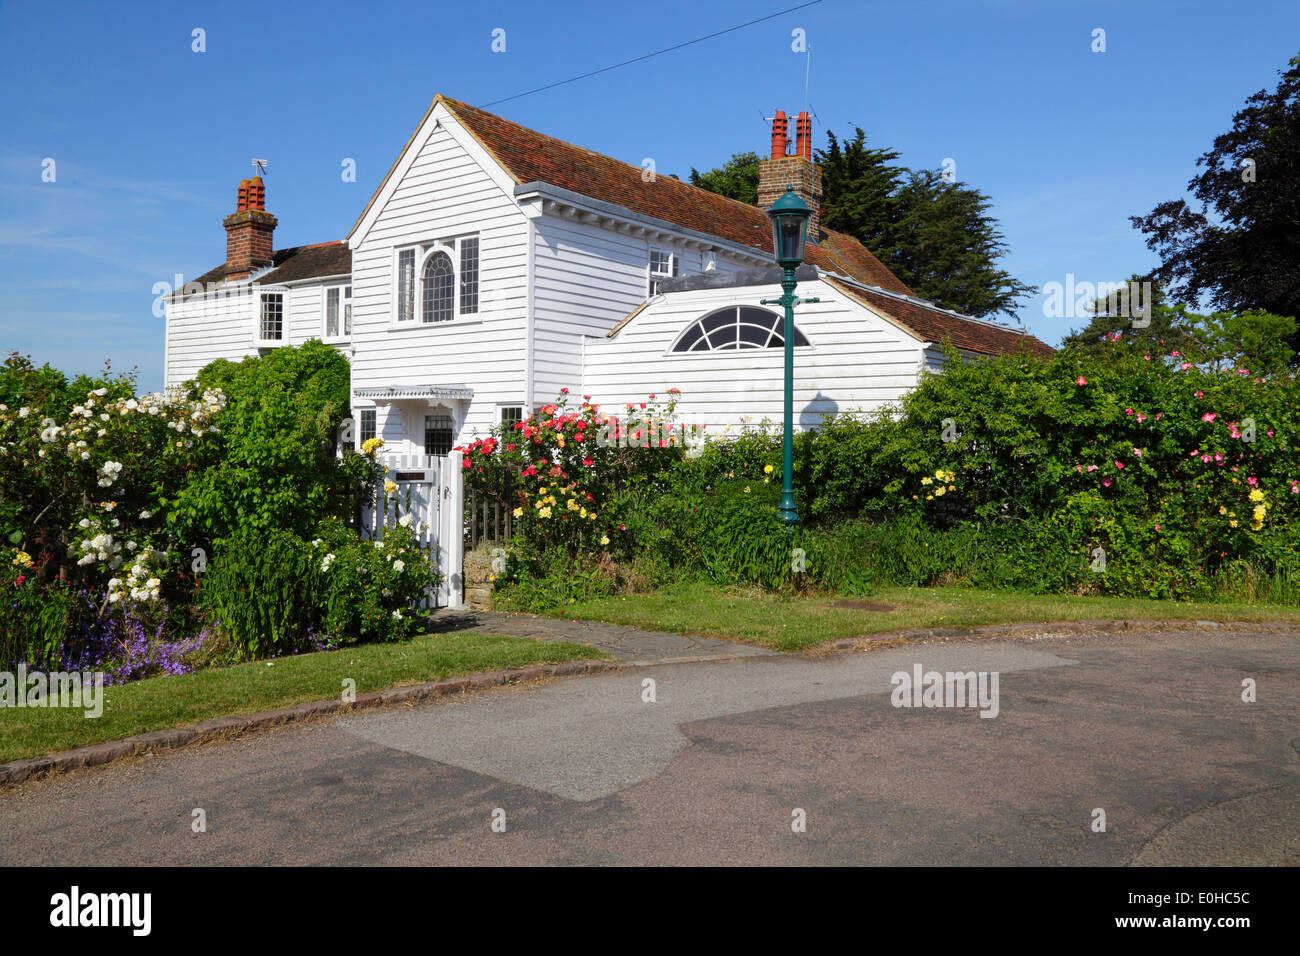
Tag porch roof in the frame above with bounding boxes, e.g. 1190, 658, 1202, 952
354, 384, 474, 402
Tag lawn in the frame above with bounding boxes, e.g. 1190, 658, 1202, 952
0, 632, 609, 765
552, 583, 1300, 652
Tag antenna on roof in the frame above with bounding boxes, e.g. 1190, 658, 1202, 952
802, 44, 812, 115
251, 158, 268, 176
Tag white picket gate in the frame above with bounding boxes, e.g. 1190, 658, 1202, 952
359, 450, 464, 609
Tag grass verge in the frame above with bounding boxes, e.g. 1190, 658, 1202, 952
0, 632, 609, 765
552, 583, 1300, 652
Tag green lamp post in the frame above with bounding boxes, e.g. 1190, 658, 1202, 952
761, 185, 818, 527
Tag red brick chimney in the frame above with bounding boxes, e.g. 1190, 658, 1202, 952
757, 110, 822, 242
223, 176, 276, 281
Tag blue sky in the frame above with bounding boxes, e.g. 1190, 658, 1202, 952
2, 0, 1296, 393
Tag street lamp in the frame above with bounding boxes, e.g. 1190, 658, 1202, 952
761, 186, 818, 527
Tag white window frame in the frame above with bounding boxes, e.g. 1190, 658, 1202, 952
649, 248, 678, 296
395, 248, 416, 323
390, 235, 481, 330
356, 408, 377, 449
665, 306, 814, 356
254, 289, 289, 347
322, 283, 352, 343
498, 404, 524, 433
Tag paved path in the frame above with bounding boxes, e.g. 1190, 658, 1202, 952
426, 607, 776, 663
2, 623, 1295, 866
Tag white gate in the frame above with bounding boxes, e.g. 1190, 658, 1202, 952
360, 450, 464, 609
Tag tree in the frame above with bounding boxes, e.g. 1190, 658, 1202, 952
816, 129, 907, 255
1131, 53, 1300, 353
1064, 279, 1297, 374
886, 169, 1034, 319
689, 151, 760, 206
1062, 275, 1192, 353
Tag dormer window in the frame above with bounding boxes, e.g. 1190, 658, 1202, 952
649, 249, 678, 296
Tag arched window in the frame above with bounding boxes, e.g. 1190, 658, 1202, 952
421, 252, 454, 323
670, 306, 810, 352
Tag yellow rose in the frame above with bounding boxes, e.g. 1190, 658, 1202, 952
921, 477, 932, 486
512, 507, 523, 518
383, 480, 397, 494
764, 464, 774, 475
1248, 489, 1265, 503
600, 535, 610, 546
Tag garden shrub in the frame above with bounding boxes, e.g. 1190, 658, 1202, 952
199, 520, 440, 660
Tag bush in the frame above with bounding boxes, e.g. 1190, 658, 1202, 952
199, 520, 440, 660
0, 561, 74, 670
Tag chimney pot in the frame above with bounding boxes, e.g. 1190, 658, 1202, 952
796, 111, 812, 160
770, 110, 788, 160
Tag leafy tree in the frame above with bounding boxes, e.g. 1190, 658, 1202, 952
689, 151, 760, 205
1131, 53, 1300, 353
1196, 309, 1297, 374
1065, 277, 1297, 373
817, 130, 907, 252
886, 168, 1034, 319
167, 339, 374, 549
1063, 276, 1191, 353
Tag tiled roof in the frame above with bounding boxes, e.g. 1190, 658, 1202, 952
825, 278, 1055, 358
436, 95, 913, 294
190, 241, 351, 291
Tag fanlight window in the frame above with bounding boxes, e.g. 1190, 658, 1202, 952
421, 252, 454, 323
671, 306, 809, 352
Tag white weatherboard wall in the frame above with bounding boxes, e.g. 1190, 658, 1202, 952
164, 288, 257, 386
580, 278, 924, 434
288, 281, 333, 344
529, 214, 756, 404
164, 279, 344, 387
348, 106, 531, 452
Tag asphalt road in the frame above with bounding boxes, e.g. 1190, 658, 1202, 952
2, 624, 1296, 865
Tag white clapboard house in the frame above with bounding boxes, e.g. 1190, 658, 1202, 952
164, 94, 1052, 460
